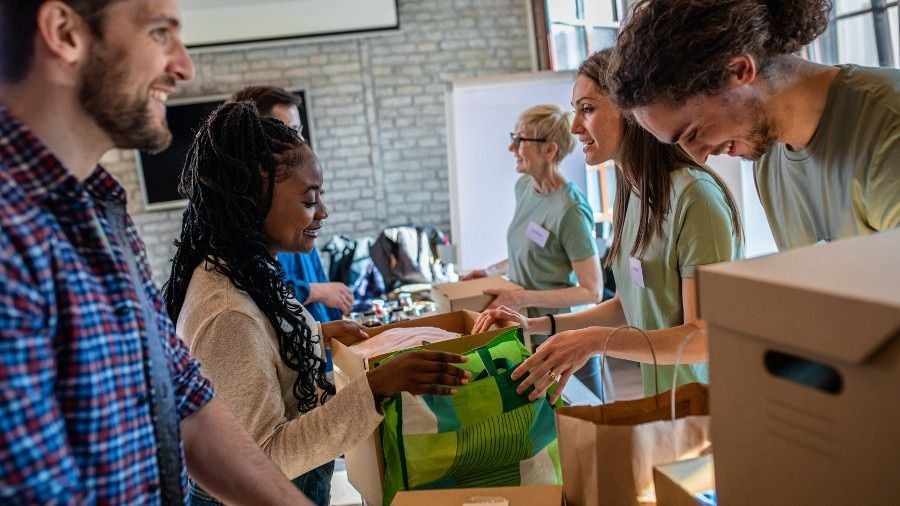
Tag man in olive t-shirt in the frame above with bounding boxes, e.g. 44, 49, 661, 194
755, 65, 900, 250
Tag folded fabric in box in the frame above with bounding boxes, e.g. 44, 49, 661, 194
378, 328, 562, 505
349, 326, 461, 359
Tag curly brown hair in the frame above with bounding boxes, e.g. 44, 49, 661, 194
609, 0, 832, 109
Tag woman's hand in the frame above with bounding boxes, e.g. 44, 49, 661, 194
484, 288, 526, 312
472, 305, 529, 334
366, 351, 471, 404
461, 269, 487, 281
320, 320, 368, 346
511, 327, 603, 403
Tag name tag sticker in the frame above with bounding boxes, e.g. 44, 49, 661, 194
525, 221, 550, 248
629, 256, 645, 288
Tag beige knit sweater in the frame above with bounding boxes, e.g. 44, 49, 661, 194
176, 262, 383, 479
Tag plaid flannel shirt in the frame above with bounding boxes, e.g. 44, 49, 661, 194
0, 105, 214, 504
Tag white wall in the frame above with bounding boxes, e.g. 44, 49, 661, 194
706, 155, 777, 258
445, 71, 587, 271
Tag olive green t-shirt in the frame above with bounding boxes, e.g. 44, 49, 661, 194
756, 64, 900, 251
612, 167, 741, 395
506, 176, 597, 319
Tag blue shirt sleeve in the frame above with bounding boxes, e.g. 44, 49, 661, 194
278, 250, 345, 323
278, 252, 313, 302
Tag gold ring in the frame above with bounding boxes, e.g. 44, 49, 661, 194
547, 369, 561, 382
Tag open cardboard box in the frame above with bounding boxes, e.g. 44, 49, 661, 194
697, 229, 900, 505
653, 455, 715, 506
431, 276, 522, 313
331, 310, 518, 505
392, 484, 564, 505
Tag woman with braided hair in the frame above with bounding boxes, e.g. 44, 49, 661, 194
163, 101, 470, 505
610, 0, 900, 251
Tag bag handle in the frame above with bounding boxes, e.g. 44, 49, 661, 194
472, 329, 524, 379
667, 324, 708, 460
600, 325, 660, 422
474, 348, 517, 380
669, 324, 707, 422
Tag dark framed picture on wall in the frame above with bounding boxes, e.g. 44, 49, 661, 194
135, 89, 312, 211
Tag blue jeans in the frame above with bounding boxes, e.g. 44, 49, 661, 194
189, 460, 335, 506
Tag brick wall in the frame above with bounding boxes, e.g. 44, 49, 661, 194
103, 0, 534, 287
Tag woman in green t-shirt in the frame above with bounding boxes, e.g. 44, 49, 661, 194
463, 104, 603, 321
474, 49, 743, 399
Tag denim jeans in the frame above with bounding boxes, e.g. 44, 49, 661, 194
189, 460, 335, 506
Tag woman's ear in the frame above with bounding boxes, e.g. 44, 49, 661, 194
544, 141, 559, 164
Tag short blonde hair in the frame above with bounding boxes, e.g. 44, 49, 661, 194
516, 104, 576, 165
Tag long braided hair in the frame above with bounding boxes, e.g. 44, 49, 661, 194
163, 101, 333, 412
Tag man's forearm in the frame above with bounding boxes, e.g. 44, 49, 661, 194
181, 398, 312, 505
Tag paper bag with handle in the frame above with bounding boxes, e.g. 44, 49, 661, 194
555, 326, 711, 506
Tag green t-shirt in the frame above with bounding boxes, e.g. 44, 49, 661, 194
756, 64, 900, 251
612, 167, 742, 395
506, 176, 597, 319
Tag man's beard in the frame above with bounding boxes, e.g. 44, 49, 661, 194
742, 99, 777, 161
79, 43, 172, 153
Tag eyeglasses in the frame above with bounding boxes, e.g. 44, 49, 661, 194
509, 132, 547, 147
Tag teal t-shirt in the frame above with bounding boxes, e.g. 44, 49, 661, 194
506, 176, 597, 319
611, 167, 742, 395
756, 64, 900, 250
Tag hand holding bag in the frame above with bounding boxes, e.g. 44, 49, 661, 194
555, 326, 711, 506
379, 328, 563, 505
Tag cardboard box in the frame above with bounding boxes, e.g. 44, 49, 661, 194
331, 310, 517, 506
653, 455, 715, 506
697, 230, 900, 505
431, 276, 522, 313
392, 485, 564, 506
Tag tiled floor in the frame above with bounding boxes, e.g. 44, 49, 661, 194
327, 359, 645, 505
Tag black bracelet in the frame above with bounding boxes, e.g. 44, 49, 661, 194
546, 313, 556, 337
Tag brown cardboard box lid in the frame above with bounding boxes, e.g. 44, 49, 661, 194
392, 485, 563, 506
332, 310, 517, 367
698, 230, 900, 365
433, 276, 522, 300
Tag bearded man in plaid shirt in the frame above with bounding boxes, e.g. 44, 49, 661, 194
0, 1, 312, 504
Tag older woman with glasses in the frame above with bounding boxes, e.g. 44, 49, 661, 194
465, 105, 602, 384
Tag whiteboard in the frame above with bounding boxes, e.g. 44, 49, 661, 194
180, 0, 398, 47
445, 71, 590, 272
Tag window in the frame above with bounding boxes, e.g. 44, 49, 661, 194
806, 0, 899, 67
530, 0, 625, 236
532, 0, 626, 71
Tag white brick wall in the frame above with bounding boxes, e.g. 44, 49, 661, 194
104, 0, 533, 287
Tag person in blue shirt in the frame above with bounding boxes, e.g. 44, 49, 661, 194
230, 86, 354, 321
276, 250, 345, 322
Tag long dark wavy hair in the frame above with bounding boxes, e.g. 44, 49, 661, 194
579, 49, 743, 266
163, 101, 332, 413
